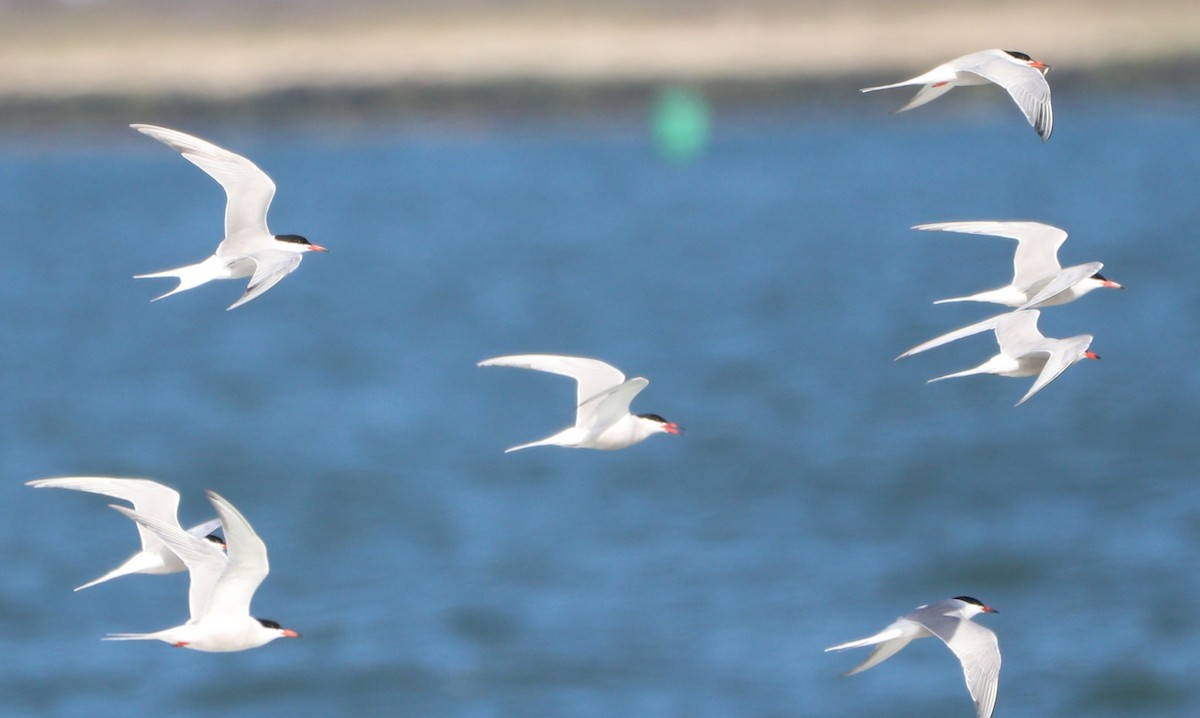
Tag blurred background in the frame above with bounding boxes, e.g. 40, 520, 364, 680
2, 1, 1199, 717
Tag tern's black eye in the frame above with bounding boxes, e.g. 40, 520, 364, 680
274, 234, 312, 246
257, 618, 283, 630
1003, 50, 1032, 62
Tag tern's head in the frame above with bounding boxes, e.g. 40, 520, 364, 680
1004, 50, 1050, 73
274, 234, 330, 254
953, 596, 998, 615
256, 617, 301, 639
1071, 272, 1123, 300
203, 533, 227, 551
637, 413, 683, 436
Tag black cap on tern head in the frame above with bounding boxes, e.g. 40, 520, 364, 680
637, 413, 670, 423
953, 595, 998, 613
1003, 50, 1033, 62
257, 617, 301, 637
275, 233, 329, 253
636, 413, 683, 435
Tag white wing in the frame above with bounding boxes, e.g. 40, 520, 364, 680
226, 252, 304, 310
131, 124, 276, 243
478, 354, 627, 426
914, 612, 1001, 718
109, 505, 228, 623
961, 51, 1053, 141
580, 378, 650, 430
897, 312, 1008, 359
1019, 262, 1104, 309
914, 221, 1068, 290
994, 309, 1045, 357
202, 490, 270, 620
1016, 334, 1094, 406
26, 477, 183, 555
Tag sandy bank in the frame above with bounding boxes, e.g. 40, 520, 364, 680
0, 2, 1197, 113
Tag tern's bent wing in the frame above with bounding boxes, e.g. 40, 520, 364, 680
26, 477, 183, 555
897, 312, 1008, 359
203, 490, 270, 620
916, 613, 1001, 718
1019, 262, 1103, 309
226, 252, 304, 310
964, 56, 1053, 141
109, 505, 227, 623
1016, 335, 1094, 406
913, 221, 1068, 290
478, 354, 627, 417
993, 310, 1044, 356
131, 124, 276, 241
580, 378, 650, 430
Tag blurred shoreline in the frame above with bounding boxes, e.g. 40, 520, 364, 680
2, 1, 1198, 125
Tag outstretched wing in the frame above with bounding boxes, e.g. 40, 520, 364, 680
962, 53, 1053, 141
914, 221, 1068, 290
914, 612, 1001, 718
26, 477, 183, 555
1017, 334, 1094, 406
580, 378, 650, 430
109, 505, 228, 623
203, 490, 270, 621
132, 123, 276, 240
227, 252, 303, 310
478, 354, 627, 426
994, 309, 1044, 356
1019, 262, 1103, 309
897, 312, 1008, 359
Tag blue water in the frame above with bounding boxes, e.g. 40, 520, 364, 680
2, 91, 1199, 717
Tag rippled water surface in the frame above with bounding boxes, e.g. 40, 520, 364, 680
2, 92, 1199, 717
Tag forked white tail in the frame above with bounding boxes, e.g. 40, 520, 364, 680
134, 256, 226, 302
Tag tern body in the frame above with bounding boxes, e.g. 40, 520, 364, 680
914, 221, 1121, 309
131, 124, 328, 310
926, 309, 1098, 405
861, 49, 1053, 141
478, 354, 682, 452
826, 596, 1000, 718
104, 490, 299, 652
25, 477, 221, 591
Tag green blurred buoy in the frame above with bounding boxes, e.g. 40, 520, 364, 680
651, 87, 710, 162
